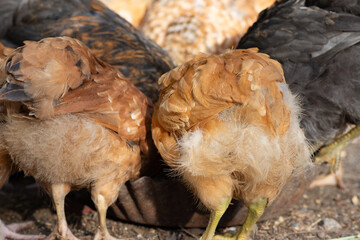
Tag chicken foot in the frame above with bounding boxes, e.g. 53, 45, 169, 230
0, 220, 45, 240
313, 124, 360, 188
200, 197, 231, 240
213, 198, 267, 240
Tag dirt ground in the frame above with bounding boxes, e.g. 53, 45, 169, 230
0, 138, 359, 240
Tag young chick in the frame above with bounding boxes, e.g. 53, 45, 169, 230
0, 0, 174, 102
152, 49, 312, 239
140, 0, 276, 65
0, 36, 151, 239
237, 0, 360, 187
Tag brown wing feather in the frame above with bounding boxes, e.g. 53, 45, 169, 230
152, 49, 290, 164
55, 73, 150, 141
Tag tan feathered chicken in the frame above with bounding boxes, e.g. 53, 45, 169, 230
141, 0, 276, 65
100, 0, 153, 28
0, 37, 152, 240
152, 49, 312, 239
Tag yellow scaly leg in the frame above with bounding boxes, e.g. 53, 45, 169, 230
200, 197, 231, 240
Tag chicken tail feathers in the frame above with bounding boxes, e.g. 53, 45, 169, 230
0, 0, 21, 37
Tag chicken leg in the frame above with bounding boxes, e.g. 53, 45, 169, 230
0, 220, 45, 240
200, 197, 231, 240
213, 198, 267, 240
47, 183, 79, 240
92, 180, 125, 240
313, 124, 360, 188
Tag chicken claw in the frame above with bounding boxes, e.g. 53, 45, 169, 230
314, 124, 360, 188
0, 220, 45, 240
310, 163, 344, 189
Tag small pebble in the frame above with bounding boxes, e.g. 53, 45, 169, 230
226, 226, 237, 232
274, 216, 285, 226
323, 218, 342, 231
317, 231, 326, 239
290, 223, 299, 230
352, 195, 359, 205
298, 207, 308, 214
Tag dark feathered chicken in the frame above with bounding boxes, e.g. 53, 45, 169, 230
237, 0, 360, 187
0, 0, 174, 102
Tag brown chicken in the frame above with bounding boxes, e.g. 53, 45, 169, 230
152, 49, 312, 239
0, 36, 152, 240
100, 0, 154, 28
140, 0, 277, 65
